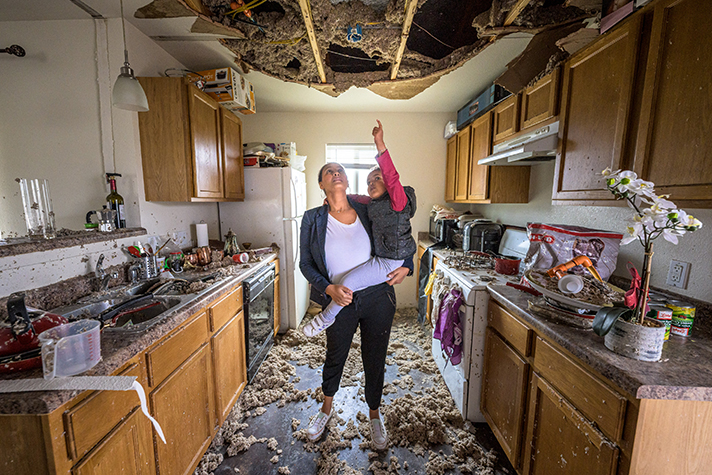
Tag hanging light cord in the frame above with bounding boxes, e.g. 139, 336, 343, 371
119, 0, 129, 64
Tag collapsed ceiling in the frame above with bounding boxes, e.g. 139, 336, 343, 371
137, 0, 600, 99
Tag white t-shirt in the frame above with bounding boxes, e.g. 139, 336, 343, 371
324, 214, 371, 284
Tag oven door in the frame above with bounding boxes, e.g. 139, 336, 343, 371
243, 262, 276, 382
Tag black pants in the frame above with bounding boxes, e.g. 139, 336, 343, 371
322, 283, 396, 410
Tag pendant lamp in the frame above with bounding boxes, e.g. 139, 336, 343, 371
112, 0, 149, 112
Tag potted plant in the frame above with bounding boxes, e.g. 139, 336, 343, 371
593, 168, 703, 361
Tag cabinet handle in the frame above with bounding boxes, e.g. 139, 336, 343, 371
534, 372, 614, 451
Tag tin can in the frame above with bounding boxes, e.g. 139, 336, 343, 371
667, 299, 696, 337
647, 290, 669, 304
647, 304, 673, 340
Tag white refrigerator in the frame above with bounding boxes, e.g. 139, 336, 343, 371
219, 167, 309, 330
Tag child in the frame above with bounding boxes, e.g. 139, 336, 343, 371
302, 120, 416, 337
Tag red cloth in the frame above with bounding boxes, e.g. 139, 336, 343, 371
625, 263, 650, 314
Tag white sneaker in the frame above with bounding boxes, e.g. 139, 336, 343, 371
307, 408, 333, 441
302, 313, 334, 337
370, 413, 388, 450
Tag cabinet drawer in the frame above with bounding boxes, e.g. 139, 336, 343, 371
209, 285, 242, 332
534, 337, 627, 442
64, 362, 143, 460
488, 301, 532, 356
146, 311, 209, 387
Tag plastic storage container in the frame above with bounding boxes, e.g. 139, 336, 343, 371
39, 320, 101, 379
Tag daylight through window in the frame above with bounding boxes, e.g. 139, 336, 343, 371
325, 144, 378, 196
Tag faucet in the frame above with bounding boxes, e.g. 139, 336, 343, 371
95, 254, 119, 291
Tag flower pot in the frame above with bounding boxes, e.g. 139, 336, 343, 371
603, 317, 666, 362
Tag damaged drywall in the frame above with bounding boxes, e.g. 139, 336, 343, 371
139, 0, 598, 97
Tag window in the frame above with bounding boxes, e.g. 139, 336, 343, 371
325, 144, 377, 195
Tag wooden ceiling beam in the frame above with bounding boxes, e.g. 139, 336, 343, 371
297, 0, 327, 83
390, 0, 419, 80
503, 0, 533, 26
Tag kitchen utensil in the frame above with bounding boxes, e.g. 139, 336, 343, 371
0, 293, 67, 373
128, 255, 159, 281
506, 282, 542, 296
184, 253, 198, 266
126, 246, 142, 258
558, 274, 585, 294
155, 238, 172, 256
523, 270, 624, 312
494, 255, 521, 275
38, 319, 101, 379
86, 208, 116, 233
593, 306, 632, 337
547, 255, 603, 282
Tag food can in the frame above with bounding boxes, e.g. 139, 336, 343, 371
647, 290, 669, 304
647, 304, 673, 340
667, 299, 696, 337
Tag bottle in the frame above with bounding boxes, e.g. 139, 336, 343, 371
106, 173, 126, 229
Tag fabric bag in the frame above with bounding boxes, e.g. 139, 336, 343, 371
433, 288, 464, 366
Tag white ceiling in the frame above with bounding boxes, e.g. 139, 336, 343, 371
1, 0, 532, 113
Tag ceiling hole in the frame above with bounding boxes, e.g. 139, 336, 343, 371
286, 57, 301, 71
326, 44, 389, 73
251, 1, 285, 15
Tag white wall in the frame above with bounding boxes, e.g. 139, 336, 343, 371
0, 18, 219, 246
471, 163, 712, 303
240, 112, 454, 307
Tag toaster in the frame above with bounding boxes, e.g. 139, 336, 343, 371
463, 221, 504, 253
429, 217, 458, 243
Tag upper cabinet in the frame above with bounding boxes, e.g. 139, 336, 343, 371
632, 0, 712, 207
445, 111, 530, 204
554, 0, 711, 207
137, 78, 244, 202
553, 16, 643, 202
520, 68, 560, 130
493, 94, 521, 143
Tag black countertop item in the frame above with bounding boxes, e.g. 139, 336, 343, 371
488, 285, 712, 402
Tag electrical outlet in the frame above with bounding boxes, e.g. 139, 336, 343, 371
666, 260, 690, 289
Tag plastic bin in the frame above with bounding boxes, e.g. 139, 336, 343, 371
39, 320, 101, 379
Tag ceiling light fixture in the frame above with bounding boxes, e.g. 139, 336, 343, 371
112, 0, 149, 112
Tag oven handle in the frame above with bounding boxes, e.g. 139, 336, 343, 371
244, 263, 276, 300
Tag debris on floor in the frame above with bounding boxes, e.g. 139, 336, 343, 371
194, 307, 504, 475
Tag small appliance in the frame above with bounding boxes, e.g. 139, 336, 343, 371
429, 217, 458, 243
462, 221, 504, 253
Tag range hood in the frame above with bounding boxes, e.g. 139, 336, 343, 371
478, 121, 559, 166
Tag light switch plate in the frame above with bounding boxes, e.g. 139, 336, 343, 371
666, 260, 690, 289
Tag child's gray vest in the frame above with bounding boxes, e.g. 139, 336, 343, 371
367, 186, 417, 260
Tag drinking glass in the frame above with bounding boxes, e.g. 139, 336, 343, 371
18, 178, 56, 239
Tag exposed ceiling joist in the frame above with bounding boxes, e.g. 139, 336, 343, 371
503, 0, 533, 26
389, 0, 419, 80
297, 0, 327, 83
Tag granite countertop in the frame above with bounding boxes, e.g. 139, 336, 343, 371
488, 285, 712, 402
0, 254, 277, 415
0, 227, 147, 258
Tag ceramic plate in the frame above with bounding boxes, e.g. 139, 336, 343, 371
523, 270, 624, 312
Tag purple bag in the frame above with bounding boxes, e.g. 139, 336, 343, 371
433, 288, 463, 366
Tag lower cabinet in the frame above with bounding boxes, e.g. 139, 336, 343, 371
150, 344, 215, 475
481, 328, 530, 471
72, 407, 154, 475
211, 311, 247, 426
523, 373, 619, 475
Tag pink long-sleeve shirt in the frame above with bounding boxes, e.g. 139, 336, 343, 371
349, 149, 408, 211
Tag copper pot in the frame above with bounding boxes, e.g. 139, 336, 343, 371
196, 246, 211, 266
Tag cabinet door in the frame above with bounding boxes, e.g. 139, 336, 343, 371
455, 127, 471, 201
521, 69, 560, 130
211, 312, 247, 426
481, 328, 529, 470
150, 344, 214, 475
633, 0, 712, 206
188, 87, 224, 199
220, 108, 245, 201
274, 274, 281, 335
72, 407, 154, 475
523, 373, 619, 475
493, 94, 520, 143
467, 113, 492, 201
445, 136, 457, 202
553, 16, 642, 202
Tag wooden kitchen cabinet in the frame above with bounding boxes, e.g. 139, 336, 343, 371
455, 127, 471, 201
137, 77, 244, 202
632, 0, 712, 207
445, 112, 530, 204
445, 136, 457, 202
520, 69, 560, 130
481, 328, 530, 470
493, 94, 520, 143
72, 407, 154, 475
523, 373, 619, 475
211, 311, 247, 426
150, 343, 215, 475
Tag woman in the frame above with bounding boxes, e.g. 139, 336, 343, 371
299, 161, 411, 450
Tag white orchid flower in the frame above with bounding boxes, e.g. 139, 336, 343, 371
602, 167, 621, 178
627, 179, 656, 198
674, 210, 703, 230
644, 194, 676, 210
661, 228, 680, 244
